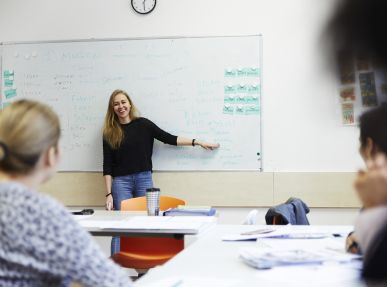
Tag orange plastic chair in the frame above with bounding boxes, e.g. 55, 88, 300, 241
111, 196, 186, 272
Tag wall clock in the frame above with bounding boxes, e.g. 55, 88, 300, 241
131, 0, 156, 15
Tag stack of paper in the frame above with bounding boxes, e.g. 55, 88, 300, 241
239, 247, 362, 270
222, 225, 353, 241
163, 205, 216, 216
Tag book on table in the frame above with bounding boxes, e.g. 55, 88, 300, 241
163, 205, 216, 216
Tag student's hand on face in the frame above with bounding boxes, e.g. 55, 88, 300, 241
197, 141, 220, 150
355, 154, 387, 208
106, 194, 113, 211
345, 232, 360, 254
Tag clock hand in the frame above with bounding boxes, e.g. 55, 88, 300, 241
143, 0, 146, 11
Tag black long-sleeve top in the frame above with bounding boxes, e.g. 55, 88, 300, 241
103, 117, 177, 177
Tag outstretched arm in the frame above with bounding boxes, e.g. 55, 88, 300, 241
177, 137, 220, 150
146, 118, 220, 150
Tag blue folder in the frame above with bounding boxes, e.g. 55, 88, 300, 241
163, 207, 216, 216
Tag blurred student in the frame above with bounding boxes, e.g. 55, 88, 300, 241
0, 100, 131, 286
356, 105, 387, 208
354, 105, 387, 280
327, 0, 387, 280
344, 105, 387, 255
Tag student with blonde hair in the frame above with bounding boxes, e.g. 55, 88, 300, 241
0, 99, 131, 286
103, 89, 220, 254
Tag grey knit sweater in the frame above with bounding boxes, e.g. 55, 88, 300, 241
0, 181, 131, 287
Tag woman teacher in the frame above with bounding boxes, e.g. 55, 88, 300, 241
102, 89, 219, 254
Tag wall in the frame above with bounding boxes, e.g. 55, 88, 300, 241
40, 171, 360, 207
0, 0, 363, 207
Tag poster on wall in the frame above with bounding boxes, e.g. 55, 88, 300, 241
337, 52, 387, 125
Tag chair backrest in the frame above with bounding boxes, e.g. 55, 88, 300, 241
118, 195, 186, 263
121, 195, 185, 211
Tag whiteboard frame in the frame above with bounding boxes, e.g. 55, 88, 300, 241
1, 35, 263, 172
1, 34, 262, 45
0, 43, 2, 109
259, 35, 263, 171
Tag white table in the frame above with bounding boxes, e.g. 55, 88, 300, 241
134, 225, 366, 287
74, 210, 215, 239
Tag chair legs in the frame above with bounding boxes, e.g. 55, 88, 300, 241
128, 269, 148, 281
136, 269, 148, 277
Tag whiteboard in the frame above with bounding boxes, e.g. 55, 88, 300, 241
1, 36, 262, 171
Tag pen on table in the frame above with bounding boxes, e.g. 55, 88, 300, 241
240, 229, 274, 235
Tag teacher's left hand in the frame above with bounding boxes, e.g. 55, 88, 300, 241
197, 141, 220, 150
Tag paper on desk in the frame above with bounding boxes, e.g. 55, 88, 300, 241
239, 244, 362, 270
109, 221, 203, 230
222, 225, 352, 241
116, 216, 215, 230
78, 216, 211, 232
222, 231, 329, 241
125, 216, 171, 223
135, 276, 240, 287
77, 220, 119, 228
253, 265, 362, 287
72, 214, 94, 221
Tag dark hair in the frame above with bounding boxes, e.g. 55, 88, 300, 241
326, 0, 387, 68
359, 105, 387, 155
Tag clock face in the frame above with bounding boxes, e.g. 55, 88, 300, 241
131, 0, 156, 14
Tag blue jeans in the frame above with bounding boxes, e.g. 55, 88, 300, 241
111, 171, 153, 255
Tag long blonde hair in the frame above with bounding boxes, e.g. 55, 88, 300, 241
102, 89, 139, 149
0, 99, 61, 175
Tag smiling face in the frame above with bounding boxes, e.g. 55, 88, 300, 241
113, 93, 131, 123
